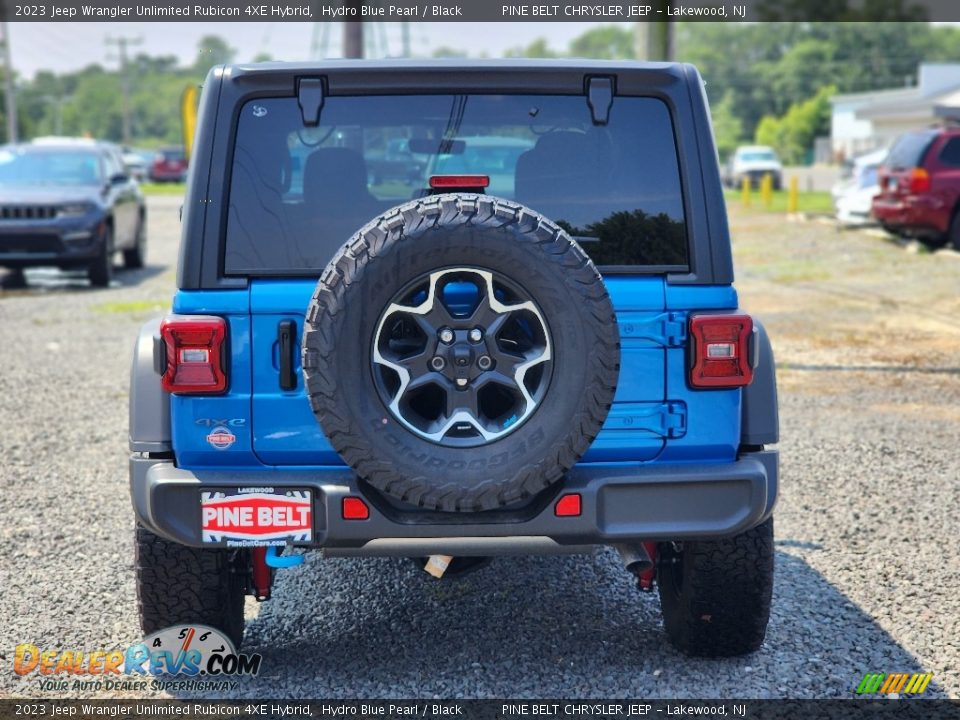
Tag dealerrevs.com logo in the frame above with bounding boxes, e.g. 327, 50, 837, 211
14, 624, 261, 692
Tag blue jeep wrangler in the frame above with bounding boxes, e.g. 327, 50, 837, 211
130, 60, 778, 657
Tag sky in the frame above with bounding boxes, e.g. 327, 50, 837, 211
9, 22, 632, 78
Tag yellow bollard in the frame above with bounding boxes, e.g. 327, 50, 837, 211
761, 173, 773, 209
741, 176, 750, 208
787, 176, 799, 214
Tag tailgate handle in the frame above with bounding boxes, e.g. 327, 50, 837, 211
278, 320, 297, 391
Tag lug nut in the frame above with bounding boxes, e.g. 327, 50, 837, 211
456, 378, 468, 387
430, 356, 446, 371
477, 355, 493, 370
469, 328, 483, 343
439, 327, 455, 344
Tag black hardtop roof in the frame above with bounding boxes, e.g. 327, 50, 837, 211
223, 57, 690, 76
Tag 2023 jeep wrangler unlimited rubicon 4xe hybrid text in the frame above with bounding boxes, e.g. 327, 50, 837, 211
130, 60, 778, 657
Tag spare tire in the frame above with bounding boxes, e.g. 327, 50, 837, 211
302, 194, 619, 512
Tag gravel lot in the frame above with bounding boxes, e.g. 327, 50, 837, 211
1, 196, 958, 699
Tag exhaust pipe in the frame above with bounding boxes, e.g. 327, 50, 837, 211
614, 543, 653, 576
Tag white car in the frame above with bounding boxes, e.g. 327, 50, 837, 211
727, 145, 783, 189
833, 148, 887, 227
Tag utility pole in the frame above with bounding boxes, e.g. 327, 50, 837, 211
1, 22, 18, 143
343, 0, 364, 59
106, 35, 142, 146
633, 6, 674, 62
401, 22, 411, 58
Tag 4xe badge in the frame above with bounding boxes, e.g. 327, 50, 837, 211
201, 489, 312, 546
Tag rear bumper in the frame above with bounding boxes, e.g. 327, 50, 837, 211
131, 450, 778, 554
0, 220, 105, 268
871, 194, 949, 236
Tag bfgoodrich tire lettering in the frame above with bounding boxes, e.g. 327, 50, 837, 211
302, 194, 620, 512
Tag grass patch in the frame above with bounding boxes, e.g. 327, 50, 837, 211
92, 300, 168, 315
724, 188, 834, 215
140, 182, 186, 196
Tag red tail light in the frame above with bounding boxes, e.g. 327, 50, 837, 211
689, 314, 754, 388
160, 316, 227, 394
908, 168, 931, 194
429, 174, 490, 189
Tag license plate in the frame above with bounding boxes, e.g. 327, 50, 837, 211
200, 488, 312, 546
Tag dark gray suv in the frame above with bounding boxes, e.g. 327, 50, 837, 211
0, 139, 146, 287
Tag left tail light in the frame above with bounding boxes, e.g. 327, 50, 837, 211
908, 168, 931, 194
159, 316, 227, 394
689, 314, 754, 388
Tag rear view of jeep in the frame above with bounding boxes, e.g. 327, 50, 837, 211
130, 61, 779, 657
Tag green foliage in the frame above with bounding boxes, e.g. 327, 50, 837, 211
569, 26, 634, 59
8, 39, 219, 146
710, 91, 744, 159
678, 21, 960, 159
754, 86, 836, 164
504, 37, 560, 59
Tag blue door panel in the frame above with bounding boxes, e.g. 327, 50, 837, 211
250, 313, 341, 465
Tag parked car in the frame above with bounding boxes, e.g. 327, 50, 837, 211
0, 139, 146, 286
726, 145, 783, 189
149, 145, 188, 182
833, 148, 887, 227
122, 147, 151, 183
130, 60, 779, 658
872, 126, 960, 249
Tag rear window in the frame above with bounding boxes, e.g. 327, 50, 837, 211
886, 131, 938, 169
224, 94, 688, 276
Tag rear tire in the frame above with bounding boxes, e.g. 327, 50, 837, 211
657, 518, 774, 657
123, 215, 146, 269
134, 525, 247, 649
88, 226, 114, 287
949, 211, 960, 252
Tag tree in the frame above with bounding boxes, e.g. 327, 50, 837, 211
710, 91, 744, 160
431, 46, 469, 58
755, 85, 836, 164
569, 25, 634, 59
193, 35, 235, 74
504, 38, 559, 59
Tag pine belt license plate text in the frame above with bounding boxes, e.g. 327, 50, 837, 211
200, 488, 313, 546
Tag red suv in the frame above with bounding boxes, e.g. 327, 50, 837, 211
148, 145, 188, 183
872, 126, 960, 250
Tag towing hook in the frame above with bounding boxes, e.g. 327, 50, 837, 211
264, 544, 305, 568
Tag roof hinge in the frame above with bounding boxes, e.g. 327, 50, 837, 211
297, 77, 325, 127
586, 75, 615, 126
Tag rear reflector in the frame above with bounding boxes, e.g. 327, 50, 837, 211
342, 497, 369, 520
555, 493, 582, 517
160, 316, 227, 395
689, 314, 754, 388
429, 174, 490, 189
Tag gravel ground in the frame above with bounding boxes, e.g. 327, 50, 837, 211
1, 196, 958, 699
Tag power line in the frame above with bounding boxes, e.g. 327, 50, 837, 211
105, 34, 143, 146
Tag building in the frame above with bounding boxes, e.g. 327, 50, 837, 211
830, 64, 960, 160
